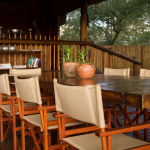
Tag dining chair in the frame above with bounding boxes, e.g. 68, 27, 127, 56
104, 68, 132, 127
9, 68, 53, 96
14, 75, 83, 150
0, 73, 39, 150
140, 68, 150, 138
140, 68, 150, 77
53, 79, 150, 150
104, 68, 130, 76
9, 68, 41, 76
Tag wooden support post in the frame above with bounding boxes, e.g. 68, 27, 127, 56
141, 46, 144, 68
80, 0, 87, 41
133, 56, 138, 76
85, 38, 89, 61
80, 0, 87, 50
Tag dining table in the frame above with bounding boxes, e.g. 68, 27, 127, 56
38, 72, 150, 108
9, 71, 150, 141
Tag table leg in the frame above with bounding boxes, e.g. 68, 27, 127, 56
136, 108, 139, 124
144, 108, 147, 141
117, 104, 144, 140
124, 106, 127, 126
113, 105, 116, 127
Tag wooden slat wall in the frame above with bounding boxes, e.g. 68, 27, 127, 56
0, 34, 148, 75
90, 45, 144, 76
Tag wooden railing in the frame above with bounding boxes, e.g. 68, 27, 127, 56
89, 44, 141, 76
0, 36, 141, 76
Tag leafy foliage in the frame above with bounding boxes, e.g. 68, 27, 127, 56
60, 9, 81, 40
60, 0, 150, 45
77, 49, 91, 63
62, 45, 75, 62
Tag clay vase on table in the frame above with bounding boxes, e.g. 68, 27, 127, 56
63, 62, 79, 77
76, 63, 95, 79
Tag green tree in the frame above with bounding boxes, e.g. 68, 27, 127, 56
60, 0, 150, 45
88, 0, 150, 45
60, 9, 81, 40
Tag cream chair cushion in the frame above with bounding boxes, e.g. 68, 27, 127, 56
9, 68, 41, 76
15, 76, 42, 104
54, 79, 105, 128
0, 74, 11, 95
63, 133, 148, 150
104, 68, 130, 76
140, 69, 150, 77
0, 102, 37, 115
23, 113, 83, 131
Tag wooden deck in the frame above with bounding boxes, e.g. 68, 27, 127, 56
0, 106, 149, 150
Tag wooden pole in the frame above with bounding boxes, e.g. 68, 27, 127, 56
80, 0, 87, 42
133, 56, 137, 76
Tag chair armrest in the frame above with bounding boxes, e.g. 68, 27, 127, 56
103, 107, 115, 111
95, 122, 150, 137
7, 96, 18, 99
37, 105, 56, 111
41, 93, 53, 97
53, 113, 68, 118
41, 96, 55, 99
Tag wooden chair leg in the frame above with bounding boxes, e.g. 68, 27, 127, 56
12, 102, 17, 150
16, 136, 21, 150
57, 130, 60, 144
101, 128, 107, 150
27, 122, 41, 150
113, 105, 116, 127
32, 136, 44, 150
21, 119, 25, 150
136, 108, 139, 124
3, 120, 13, 140
38, 132, 44, 147
0, 108, 4, 143
116, 118, 122, 127
48, 130, 51, 146
107, 136, 112, 150
101, 136, 108, 150
62, 144, 66, 150
124, 106, 127, 126
44, 110, 48, 150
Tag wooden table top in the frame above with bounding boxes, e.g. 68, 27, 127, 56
11, 71, 150, 108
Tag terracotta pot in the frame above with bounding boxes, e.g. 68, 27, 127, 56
77, 78, 95, 86
76, 63, 95, 79
63, 62, 79, 77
